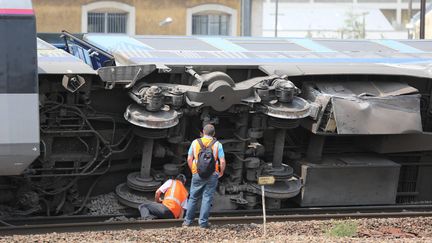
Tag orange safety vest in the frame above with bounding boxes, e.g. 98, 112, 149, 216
162, 180, 189, 219
191, 137, 219, 174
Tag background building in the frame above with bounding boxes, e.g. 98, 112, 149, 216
33, 0, 241, 36
250, 0, 423, 39
410, 3, 432, 38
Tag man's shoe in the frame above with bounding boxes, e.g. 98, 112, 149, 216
200, 223, 211, 229
182, 222, 191, 227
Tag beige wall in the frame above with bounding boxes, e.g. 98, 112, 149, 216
33, 0, 241, 35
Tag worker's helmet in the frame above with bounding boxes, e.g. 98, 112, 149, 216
176, 174, 186, 184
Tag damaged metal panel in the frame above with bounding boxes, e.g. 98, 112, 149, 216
259, 63, 432, 79
302, 81, 422, 134
37, 38, 96, 75
314, 81, 418, 97
332, 94, 422, 134
97, 65, 158, 89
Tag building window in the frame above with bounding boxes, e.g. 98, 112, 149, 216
187, 4, 238, 36
192, 14, 230, 35
88, 12, 128, 33
82, 1, 136, 35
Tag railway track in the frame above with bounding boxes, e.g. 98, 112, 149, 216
1, 205, 432, 236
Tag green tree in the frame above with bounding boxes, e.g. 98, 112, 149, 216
338, 10, 368, 39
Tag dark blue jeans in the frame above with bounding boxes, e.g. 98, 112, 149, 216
138, 202, 174, 219
184, 173, 218, 226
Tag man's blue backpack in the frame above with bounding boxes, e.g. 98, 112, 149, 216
196, 138, 217, 178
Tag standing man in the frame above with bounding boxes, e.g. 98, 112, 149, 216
183, 124, 226, 228
138, 174, 188, 219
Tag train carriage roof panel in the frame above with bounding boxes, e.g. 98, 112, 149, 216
135, 37, 220, 51
83, 34, 432, 78
399, 40, 432, 52
314, 40, 396, 53
228, 39, 309, 52
37, 38, 96, 75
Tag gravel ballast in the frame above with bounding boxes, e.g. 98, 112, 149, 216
86, 192, 127, 216
2, 216, 432, 242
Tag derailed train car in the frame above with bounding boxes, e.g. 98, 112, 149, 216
2, 0, 432, 216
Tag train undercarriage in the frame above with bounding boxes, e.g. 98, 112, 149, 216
2, 67, 432, 217
2, 1, 432, 217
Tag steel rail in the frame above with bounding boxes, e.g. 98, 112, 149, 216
4, 204, 432, 226
2, 207, 432, 236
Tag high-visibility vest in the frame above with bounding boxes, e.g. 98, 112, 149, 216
191, 138, 219, 174
162, 180, 188, 218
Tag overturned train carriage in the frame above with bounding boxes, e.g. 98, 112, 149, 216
3, 5, 432, 215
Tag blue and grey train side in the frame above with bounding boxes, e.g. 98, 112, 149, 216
2, 0, 432, 216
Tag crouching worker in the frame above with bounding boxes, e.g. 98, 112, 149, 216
138, 174, 188, 219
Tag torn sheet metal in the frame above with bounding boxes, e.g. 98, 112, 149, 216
97, 65, 157, 89
302, 81, 422, 134
314, 81, 418, 97
259, 62, 432, 79
37, 38, 96, 75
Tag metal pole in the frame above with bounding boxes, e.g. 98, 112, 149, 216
241, 0, 252, 36
408, 0, 413, 39
420, 0, 426, 39
140, 139, 154, 178
274, 0, 279, 37
261, 185, 267, 237
362, 13, 366, 39
272, 129, 286, 168
408, 0, 413, 22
